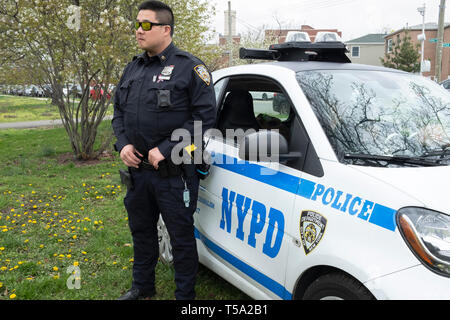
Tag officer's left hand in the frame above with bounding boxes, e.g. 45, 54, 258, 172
148, 147, 165, 169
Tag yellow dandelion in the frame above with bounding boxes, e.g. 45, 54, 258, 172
53, 266, 59, 271
73, 261, 79, 266
9, 294, 16, 299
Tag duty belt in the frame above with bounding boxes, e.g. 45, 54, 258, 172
138, 158, 183, 178
139, 160, 157, 171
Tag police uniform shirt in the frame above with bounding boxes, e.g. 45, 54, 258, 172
112, 42, 216, 159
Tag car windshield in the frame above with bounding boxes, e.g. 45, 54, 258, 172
296, 69, 450, 167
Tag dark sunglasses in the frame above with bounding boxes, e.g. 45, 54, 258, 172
134, 21, 169, 31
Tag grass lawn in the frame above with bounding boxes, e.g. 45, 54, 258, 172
0, 123, 249, 300
0, 95, 114, 123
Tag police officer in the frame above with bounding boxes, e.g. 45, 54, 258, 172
112, 0, 216, 300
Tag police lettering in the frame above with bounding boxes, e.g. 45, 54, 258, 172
220, 188, 284, 258
310, 183, 375, 221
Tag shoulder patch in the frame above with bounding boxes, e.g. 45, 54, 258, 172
194, 64, 211, 86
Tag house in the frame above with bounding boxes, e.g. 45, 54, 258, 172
345, 34, 386, 67
264, 25, 342, 44
384, 23, 450, 80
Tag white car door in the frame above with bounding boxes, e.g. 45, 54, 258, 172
194, 75, 299, 299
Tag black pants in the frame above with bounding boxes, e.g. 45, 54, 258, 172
124, 168, 199, 300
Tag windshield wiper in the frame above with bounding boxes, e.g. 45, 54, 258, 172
420, 148, 450, 158
344, 153, 443, 167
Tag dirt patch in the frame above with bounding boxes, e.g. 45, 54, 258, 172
57, 150, 116, 166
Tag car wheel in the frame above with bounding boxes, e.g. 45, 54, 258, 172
303, 272, 374, 300
262, 93, 268, 100
157, 216, 173, 265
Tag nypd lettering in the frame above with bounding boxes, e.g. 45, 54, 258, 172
300, 211, 327, 255
220, 187, 284, 258
212, 153, 397, 232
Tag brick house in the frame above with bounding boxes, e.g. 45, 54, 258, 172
384, 23, 450, 81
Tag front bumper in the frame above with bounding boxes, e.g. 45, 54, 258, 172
364, 264, 450, 300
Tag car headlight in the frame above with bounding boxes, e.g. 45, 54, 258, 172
397, 207, 450, 276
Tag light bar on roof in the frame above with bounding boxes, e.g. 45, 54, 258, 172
315, 32, 342, 43
285, 31, 311, 43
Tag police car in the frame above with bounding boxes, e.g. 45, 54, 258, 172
158, 33, 450, 300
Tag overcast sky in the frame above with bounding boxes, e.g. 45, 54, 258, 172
210, 0, 450, 42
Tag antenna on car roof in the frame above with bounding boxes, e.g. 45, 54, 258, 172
239, 35, 351, 63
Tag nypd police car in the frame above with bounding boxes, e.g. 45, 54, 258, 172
158, 33, 450, 300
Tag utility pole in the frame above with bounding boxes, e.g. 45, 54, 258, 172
228, 1, 233, 67
435, 0, 446, 82
417, 4, 426, 75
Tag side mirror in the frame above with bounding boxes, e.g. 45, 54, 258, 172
238, 130, 302, 162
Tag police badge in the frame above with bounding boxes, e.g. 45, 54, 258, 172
194, 64, 211, 86
299, 211, 327, 255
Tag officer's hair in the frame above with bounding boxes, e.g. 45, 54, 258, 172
138, 1, 174, 37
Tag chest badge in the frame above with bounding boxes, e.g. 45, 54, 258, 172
299, 210, 327, 255
157, 65, 175, 82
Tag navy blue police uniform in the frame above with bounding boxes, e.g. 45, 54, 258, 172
112, 42, 216, 300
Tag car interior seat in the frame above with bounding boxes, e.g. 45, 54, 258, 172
218, 89, 260, 135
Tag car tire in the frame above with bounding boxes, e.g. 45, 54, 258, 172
157, 216, 173, 265
303, 272, 374, 300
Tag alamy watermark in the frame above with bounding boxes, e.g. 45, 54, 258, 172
170, 121, 284, 176
66, 265, 81, 290
66, 5, 81, 32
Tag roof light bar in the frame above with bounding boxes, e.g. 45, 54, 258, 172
314, 32, 342, 43
285, 31, 311, 43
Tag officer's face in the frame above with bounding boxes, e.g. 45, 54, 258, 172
136, 10, 171, 55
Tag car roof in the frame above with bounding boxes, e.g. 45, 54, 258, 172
262, 61, 407, 74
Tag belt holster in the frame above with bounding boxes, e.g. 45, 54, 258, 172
158, 159, 182, 178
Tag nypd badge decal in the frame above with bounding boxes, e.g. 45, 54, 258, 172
194, 64, 211, 86
299, 211, 327, 255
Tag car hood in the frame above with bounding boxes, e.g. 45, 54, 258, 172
350, 165, 450, 214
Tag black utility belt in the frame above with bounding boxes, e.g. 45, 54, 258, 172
139, 159, 182, 178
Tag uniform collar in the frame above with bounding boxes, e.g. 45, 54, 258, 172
139, 42, 176, 65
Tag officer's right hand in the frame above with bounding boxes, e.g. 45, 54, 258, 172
120, 144, 143, 168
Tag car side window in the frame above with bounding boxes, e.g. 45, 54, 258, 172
213, 75, 323, 177
216, 76, 293, 145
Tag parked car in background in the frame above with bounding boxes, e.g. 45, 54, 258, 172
272, 92, 290, 115
250, 91, 274, 101
63, 84, 83, 98
440, 79, 450, 92
90, 84, 111, 100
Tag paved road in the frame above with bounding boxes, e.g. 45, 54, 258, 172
0, 115, 113, 130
